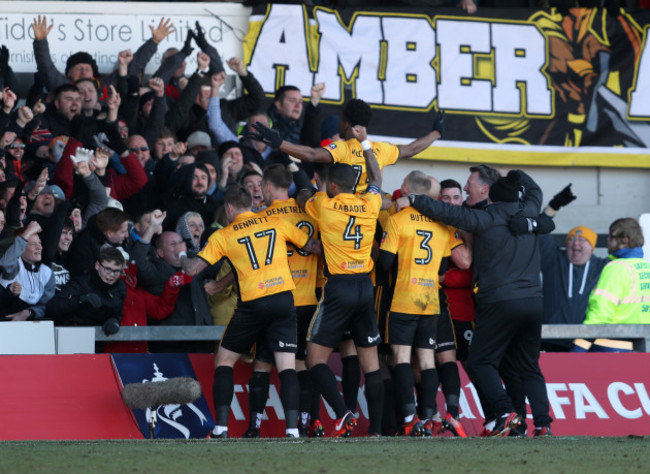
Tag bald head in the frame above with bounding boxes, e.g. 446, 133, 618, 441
401, 170, 431, 197
155, 231, 187, 268
427, 176, 440, 199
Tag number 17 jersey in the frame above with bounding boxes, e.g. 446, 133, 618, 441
198, 210, 309, 302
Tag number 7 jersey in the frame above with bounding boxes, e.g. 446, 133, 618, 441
198, 210, 309, 302
305, 190, 381, 276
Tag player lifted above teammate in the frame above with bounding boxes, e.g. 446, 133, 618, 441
294, 107, 385, 437
247, 98, 445, 194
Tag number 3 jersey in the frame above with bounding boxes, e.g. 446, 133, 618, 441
198, 210, 309, 302
380, 205, 454, 315
305, 189, 382, 276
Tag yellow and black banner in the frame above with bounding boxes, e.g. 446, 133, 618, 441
244, 4, 650, 168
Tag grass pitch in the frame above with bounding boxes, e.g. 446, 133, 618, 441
1, 436, 647, 473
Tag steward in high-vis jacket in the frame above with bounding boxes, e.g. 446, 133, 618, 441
577, 218, 650, 353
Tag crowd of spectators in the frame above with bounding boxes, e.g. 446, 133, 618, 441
0, 15, 338, 351
0, 12, 646, 353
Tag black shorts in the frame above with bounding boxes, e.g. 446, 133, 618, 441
296, 304, 317, 361
452, 319, 474, 362
386, 312, 437, 349
308, 274, 380, 349
435, 290, 456, 354
221, 291, 297, 356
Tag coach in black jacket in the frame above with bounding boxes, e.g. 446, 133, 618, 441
399, 169, 553, 436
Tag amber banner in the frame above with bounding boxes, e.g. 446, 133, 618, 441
244, 5, 650, 168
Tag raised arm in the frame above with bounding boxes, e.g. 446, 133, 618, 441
31, 16, 66, 91
206, 73, 239, 144
129, 18, 176, 77
351, 124, 381, 189
245, 122, 332, 163
396, 111, 445, 160
194, 21, 225, 75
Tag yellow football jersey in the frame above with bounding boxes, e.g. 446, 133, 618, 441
262, 199, 319, 307
305, 190, 381, 276
380, 206, 452, 315
198, 210, 309, 302
323, 139, 399, 193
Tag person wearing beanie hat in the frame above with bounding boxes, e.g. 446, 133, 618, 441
217, 140, 242, 158
187, 130, 213, 155
65, 52, 99, 82
196, 149, 220, 171
400, 169, 553, 437
195, 150, 221, 199
488, 176, 520, 203
565, 226, 597, 250
217, 141, 247, 191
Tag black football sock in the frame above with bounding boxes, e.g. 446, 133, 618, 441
248, 371, 270, 429
310, 363, 347, 418
310, 383, 322, 421
341, 355, 360, 412
279, 369, 299, 429
297, 369, 313, 417
439, 362, 461, 418
392, 363, 416, 419
382, 377, 398, 434
415, 382, 424, 419
364, 370, 384, 435
420, 368, 439, 421
213, 366, 234, 427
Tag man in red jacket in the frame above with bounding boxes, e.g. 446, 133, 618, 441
103, 263, 193, 354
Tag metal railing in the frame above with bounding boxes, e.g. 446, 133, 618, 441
94, 324, 650, 352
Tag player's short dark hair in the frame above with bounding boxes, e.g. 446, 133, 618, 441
274, 85, 301, 102
440, 179, 462, 191
404, 171, 431, 194
314, 163, 329, 181
610, 217, 644, 248
263, 164, 293, 190
328, 163, 356, 191
95, 208, 130, 234
98, 246, 126, 267
224, 186, 252, 209
469, 164, 501, 187
342, 99, 373, 127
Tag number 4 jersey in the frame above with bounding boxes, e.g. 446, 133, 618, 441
305, 190, 382, 276
198, 210, 309, 302
380, 205, 454, 315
